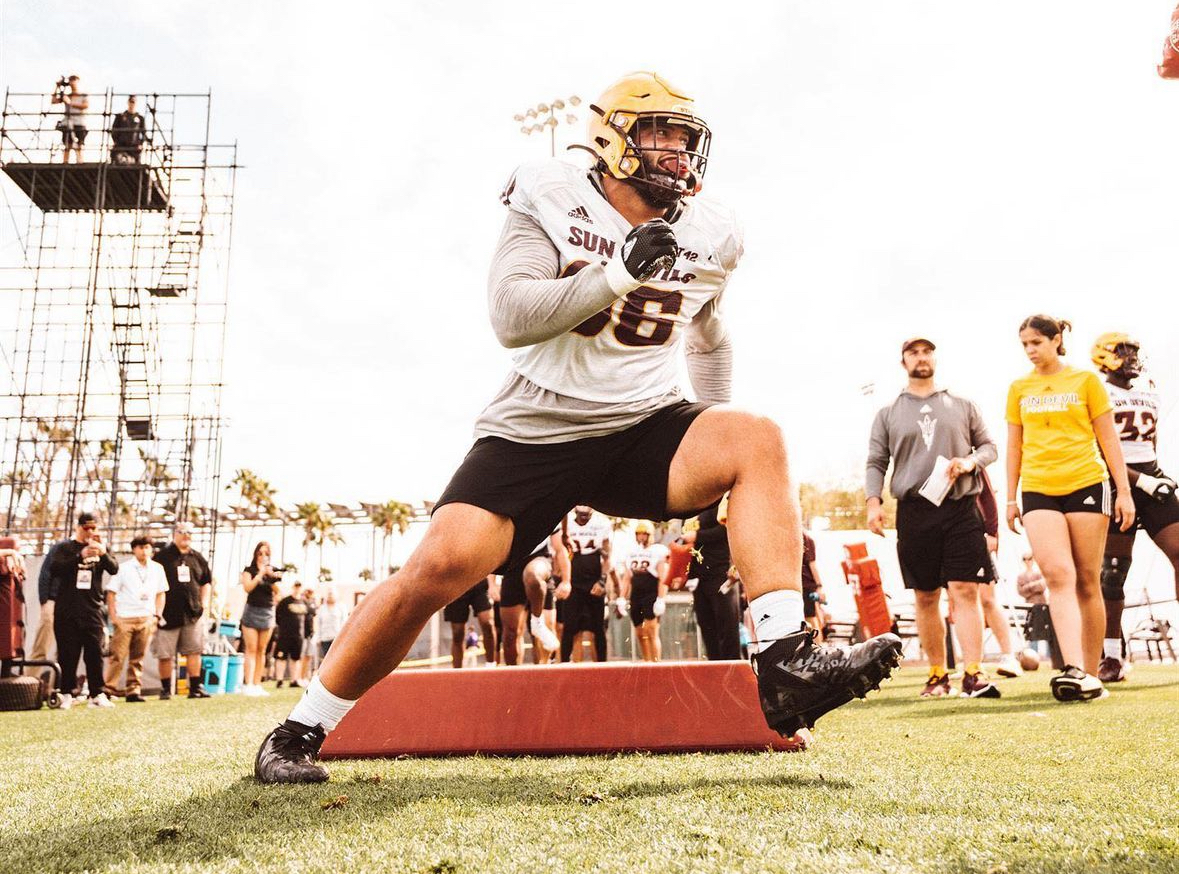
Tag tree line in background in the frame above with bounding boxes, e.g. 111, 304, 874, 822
228, 468, 413, 584
800, 482, 897, 531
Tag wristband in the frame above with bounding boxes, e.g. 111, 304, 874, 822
603, 257, 642, 297
1006, 501, 1018, 506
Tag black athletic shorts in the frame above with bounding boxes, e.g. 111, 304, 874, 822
499, 550, 551, 608
435, 401, 711, 575
443, 579, 492, 624
61, 124, 87, 146
896, 496, 995, 592
803, 592, 818, 619
1021, 481, 1110, 516
1109, 463, 1179, 538
274, 635, 304, 660
630, 573, 660, 626
562, 587, 606, 635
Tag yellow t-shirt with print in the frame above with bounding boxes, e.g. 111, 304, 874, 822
1006, 366, 1112, 495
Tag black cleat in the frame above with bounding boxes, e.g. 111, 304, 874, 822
254, 720, 329, 784
188, 685, 211, 699
753, 626, 903, 736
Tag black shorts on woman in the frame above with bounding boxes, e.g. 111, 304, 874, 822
436, 400, 713, 579
1021, 481, 1110, 516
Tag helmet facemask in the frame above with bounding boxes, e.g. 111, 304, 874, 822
597, 110, 711, 206
1113, 342, 1143, 380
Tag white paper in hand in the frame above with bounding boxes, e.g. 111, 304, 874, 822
918, 455, 954, 507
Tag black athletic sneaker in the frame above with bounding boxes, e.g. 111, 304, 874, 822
753, 626, 903, 736
158, 684, 172, 701
255, 720, 329, 784
188, 685, 211, 699
125, 693, 146, 703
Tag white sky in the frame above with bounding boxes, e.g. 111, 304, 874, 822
3, 2, 1179, 591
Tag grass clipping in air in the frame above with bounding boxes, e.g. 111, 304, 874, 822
1, 666, 1177, 873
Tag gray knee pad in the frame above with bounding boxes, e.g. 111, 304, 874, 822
1100, 555, 1131, 602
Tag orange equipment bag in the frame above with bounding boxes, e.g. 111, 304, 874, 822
1161, 3, 1179, 79
840, 542, 893, 639
665, 540, 692, 591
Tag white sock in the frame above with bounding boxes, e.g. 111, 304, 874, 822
750, 589, 805, 652
287, 676, 355, 733
1103, 638, 1121, 660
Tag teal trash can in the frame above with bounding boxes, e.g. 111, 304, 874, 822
200, 654, 229, 695
224, 653, 244, 694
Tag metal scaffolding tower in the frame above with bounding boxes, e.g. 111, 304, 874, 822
0, 89, 236, 556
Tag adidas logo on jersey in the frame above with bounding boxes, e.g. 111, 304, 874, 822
567, 205, 593, 224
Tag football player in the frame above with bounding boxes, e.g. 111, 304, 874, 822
256, 71, 901, 783
561, 505, 612, 662
442, 575, 496, 669
618, 521, 670, 661
1092, 333, 1179, 682
499, 528, 564, 666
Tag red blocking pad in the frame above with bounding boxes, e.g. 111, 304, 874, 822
320, 660, 802, 758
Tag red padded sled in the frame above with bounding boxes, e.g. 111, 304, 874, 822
320, 660, 803, 758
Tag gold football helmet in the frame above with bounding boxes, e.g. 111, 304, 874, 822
634, 520, 654, 536
583, 71, 711, 201
1091, 331, 1140, 373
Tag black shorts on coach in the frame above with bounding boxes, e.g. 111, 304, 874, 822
435, 400, 712, 574
896, 496, 995, 592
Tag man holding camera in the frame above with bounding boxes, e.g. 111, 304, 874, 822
49, 512, 119, 708
50, 75, 89, 164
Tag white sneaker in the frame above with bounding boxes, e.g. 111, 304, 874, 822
529, 614, 560, 652
247, 684, 270, 697
996, 655, 1024, 678
56, 693, 74, 710
88, 692, 116, 709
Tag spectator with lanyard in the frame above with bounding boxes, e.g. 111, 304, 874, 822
240, 542, 282, 697
1005, 314, 1134, 702
50, 513, 119, 708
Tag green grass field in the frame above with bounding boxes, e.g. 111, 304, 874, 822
3, 666, 1177, 874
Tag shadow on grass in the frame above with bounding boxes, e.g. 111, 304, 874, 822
0, 769, 852, 872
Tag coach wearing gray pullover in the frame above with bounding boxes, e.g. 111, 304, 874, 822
865, 337, 1000, 699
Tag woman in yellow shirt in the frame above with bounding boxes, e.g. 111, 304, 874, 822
1005, 315, 1133, 703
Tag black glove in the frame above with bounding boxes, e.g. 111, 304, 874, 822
620, 219, 677, 281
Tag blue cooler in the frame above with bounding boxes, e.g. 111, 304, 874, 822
224, 653, 245, 694
217, 619, 241, 641
200, 654, 229, 695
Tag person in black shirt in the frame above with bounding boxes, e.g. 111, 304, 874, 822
151, 522, 213, 699
50, 512, 119, 706
800, 532, 828, 640
240, 541, 282, 696
110, 95, 147, 164
274, 582, 309, 688
686, 505, 741, 660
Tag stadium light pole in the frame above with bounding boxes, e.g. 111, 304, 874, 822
512, 94, 582, 157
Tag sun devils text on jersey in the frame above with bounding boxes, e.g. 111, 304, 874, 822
500, 159, 742, 404
1106, 381, 1160, 464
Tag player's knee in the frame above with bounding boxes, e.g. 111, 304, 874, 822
1100, 556, 1130, 602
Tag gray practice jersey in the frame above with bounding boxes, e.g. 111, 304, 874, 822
866, 389, 998, 502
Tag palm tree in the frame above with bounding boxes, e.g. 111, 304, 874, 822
368, 500, 412, 573
293, 501, 326, 575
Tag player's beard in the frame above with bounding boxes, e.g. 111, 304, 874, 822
907, 364, 934, 379
629, 152, 687, 208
